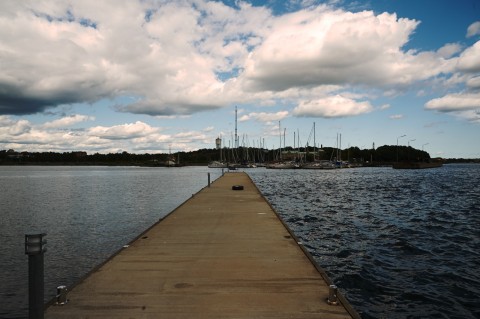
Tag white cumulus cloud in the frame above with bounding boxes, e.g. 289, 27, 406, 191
1, 1, 478, 154
456, 41, 480, 73
239, 111, 289, 122
466, 76, 480, 90
239, 8, 453, 92
437, 43, 462, 58
292, 95, 373, 118
0, 1, 463, 119
425, 93, 480, 112
88, 121, 159, 140
466, 21, 480, 38
42, 114, 95, 129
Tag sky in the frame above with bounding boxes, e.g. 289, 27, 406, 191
1, 0, 479, 158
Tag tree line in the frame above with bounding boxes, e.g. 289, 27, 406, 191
1, 146, 477, 166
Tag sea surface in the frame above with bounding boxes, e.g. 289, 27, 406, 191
1, 164, 479, 318
0, 166, 222, 319
248, 164, 480, 319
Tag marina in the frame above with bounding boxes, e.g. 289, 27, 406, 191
2, 2, 480, 319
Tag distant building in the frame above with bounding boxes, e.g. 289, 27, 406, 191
72, 151, 87, 157
215, 137, 221, 150
6, 149, 23, 159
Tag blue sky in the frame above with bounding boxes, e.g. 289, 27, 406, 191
1, 0, 479, 158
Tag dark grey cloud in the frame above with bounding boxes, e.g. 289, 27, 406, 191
0, 85, 55, 115
0, 83, 104, 115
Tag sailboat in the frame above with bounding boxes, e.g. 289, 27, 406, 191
208, 160, 228, 168
265, 121, 300, 169
302, 123, 336, 169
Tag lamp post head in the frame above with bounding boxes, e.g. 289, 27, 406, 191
25, 233, 47, 255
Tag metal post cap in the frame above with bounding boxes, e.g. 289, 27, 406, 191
25, 233, 47, 255
56, 285, 68, 305
327, 284, 339, 305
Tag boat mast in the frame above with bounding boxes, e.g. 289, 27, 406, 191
263, 138, 265, 162
336, 133, 339, 163
294, 131, 296, 162
297, 128, 303, 162
235, 106, 238, 149
313, 122, 316, 161
298, 129, 300, 163
279, 121, 282, 161
336, 133, 342, 167
169, 145, 172, 167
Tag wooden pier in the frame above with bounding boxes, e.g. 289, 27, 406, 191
45, 172, 359, 319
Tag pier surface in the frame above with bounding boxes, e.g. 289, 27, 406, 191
45, 172, 358, 319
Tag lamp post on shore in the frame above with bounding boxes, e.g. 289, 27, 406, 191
422, 143, 429, 151
25, 233, 47, 319
408, 139, 416, 147
396, 134, 406, 162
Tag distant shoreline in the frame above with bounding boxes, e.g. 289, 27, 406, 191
1, 161, 479, 167
2, 148, 479, 166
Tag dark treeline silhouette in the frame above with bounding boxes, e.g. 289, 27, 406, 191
1, 146, 478, 166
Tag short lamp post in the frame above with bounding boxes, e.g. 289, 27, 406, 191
25, 233, 47, 319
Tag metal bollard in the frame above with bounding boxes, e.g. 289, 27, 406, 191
56, 285, 68, 305
327, 284, 338, 305
25, 233, 47, 319
208, 172, 211, 187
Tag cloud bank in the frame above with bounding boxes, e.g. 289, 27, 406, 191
422, 21, 480, 123
1, 1, 479, 153
1, 0, 473, 118
0, 114, 208, 153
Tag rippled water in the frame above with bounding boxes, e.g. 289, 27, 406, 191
2, 165, 479, 318
248, 164, 480, 319
0, 166, 221, 319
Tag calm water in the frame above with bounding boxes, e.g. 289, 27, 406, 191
248, 164, 480, 319
0, 166, 222, 319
